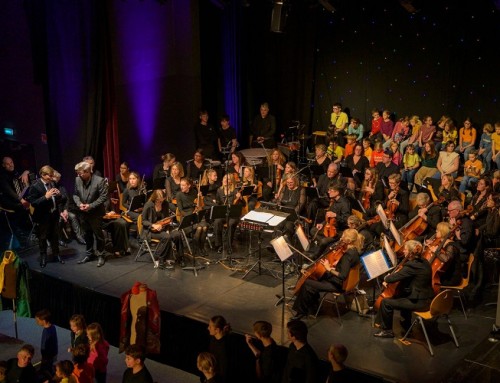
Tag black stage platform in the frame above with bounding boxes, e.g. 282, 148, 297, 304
2, 228, 499, 383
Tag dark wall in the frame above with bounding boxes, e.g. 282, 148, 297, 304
0, 2, 48, 169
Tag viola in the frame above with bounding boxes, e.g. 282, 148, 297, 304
151, 216, 174, 232
293, 241, 348, 295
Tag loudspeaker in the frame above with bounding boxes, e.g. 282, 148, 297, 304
270, 2, 287, 33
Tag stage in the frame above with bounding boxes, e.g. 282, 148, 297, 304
2, 227, 499, 383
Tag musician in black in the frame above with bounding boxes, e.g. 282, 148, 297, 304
369, 173, 409, 237
213, 174, 243, 254
308, 182, 351, 259
201, 169, 220, 209
218, 114, 238, 156
249, 102, 276, 148
307, 163, 345, 222
374, 240, 434, 338
176, 177, 207, 256
26, 165, 65, 268
375, 149, 399, 186
194, 110, 218, 159
274, 176, 305, 239
141, 190, 181, 268
360, 167, 385, 215
292, 229, 362, 319
0, 156, 32, 212
447, 200, 474, 263
261, 148, 285, 202
121, 172, 144, 222
406, 192, 442, 241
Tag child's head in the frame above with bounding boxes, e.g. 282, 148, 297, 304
483, 123, 493, 134
55, 360, 74, 378
197, 352, 217, 376
406, 144, 415, 154
86, 322, 104, 344
493, 121, 500, 134
69, 314, 86, 334
371, 109, 380, 119
72, 344, 90, 366
17, 344, 34, 368
468, 150, 478, 162
253, 320, 273, 339
390, 142, 399, 153
346, 134, 356, 144
374, 141, 383, 151
382, 109, 391, 119
34, 309, 51, 326
124, 345, 146, 369
328, 344, 348, 366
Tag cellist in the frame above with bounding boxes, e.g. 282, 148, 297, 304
308, 182, 351, 259
374, 240, 434, 338
291, 229, 363, 320
405, 192, 442, 242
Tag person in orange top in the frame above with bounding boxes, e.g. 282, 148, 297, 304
362, 138, 373, 162
458, 117, 477, 160
369, 141, 384, 167
343, 134, 357, 157
459, 150, 482, 193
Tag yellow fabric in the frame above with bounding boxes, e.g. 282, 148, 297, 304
0, 250, 17, 295
492, 132, 500, 151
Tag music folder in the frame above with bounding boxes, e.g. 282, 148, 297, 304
152, 177, 166, 190
178, 212, 199, 230
305, 187, 323, 199
309, 165, 325, 177
339, 166, 353, 178
128, 194, 146, 212
209, 205, 243, 220
242, 208, 288, 227
239, 185, 254, 196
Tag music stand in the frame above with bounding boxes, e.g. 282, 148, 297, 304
339, 166, 354, 178
305, 187, 322, 200
209, 205, 243, 263
128, 194, 146, 212
376, 204, 389, 229
178, 213, 205, 276
270, 236, 294, 328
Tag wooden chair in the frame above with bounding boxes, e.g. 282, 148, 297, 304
441, 254, 474, 319
313, 263, 361, 324
401, 289, 459, 356
135, 215, 159, 268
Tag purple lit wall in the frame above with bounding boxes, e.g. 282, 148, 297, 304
110, 0, 201, 177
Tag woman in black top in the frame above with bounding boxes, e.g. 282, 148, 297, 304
345, 143, 369, 190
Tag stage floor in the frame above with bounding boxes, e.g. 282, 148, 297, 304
5, 229, 500, 383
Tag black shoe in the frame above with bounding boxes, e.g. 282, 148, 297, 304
217, 246, 223, 254
227, 246, 233, 255
178, 257, 186, 268
291, 312, 305, 320
373, 330, 394, 338
97, 256, 106, 267
78, 256, 92, 264
40, 256, 47, 268
57, 255, 65, 264
59, 240, 66, 247
76, 236, 86, 245
200, 247, 208, 256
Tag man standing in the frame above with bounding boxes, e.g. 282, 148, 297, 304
73, 161, 108, 267
26, 165, 65, 268
250, 102, 276, 148
218, 114, 238, 156
281, 320, 318, 383
195, 109, 218, 159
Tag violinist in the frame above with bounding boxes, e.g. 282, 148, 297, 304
213, 174, 243, 254
307, 163, 345, 223
115, 162, 130, 192
176, 177, 208, 256
436, 174, 459, 207
309, 182, 351, 259
374, 149, 399, 186
186, 149, 210, 180
121, 172, 144, 222
424, 222, 462, 287
274, 176, 306, 238
228, 151, 248, 180
468, 176, 492, 229
370, 173, 409, 237
201, 169, 220, 210
241, 166, 260, 211
406, 192, 442, 241
152, 153, 176, 183
347, 215, 374, 252
374, 240, 434, 338
446, 200, 474, 263
165, 162, 184, 213
360, 167, 384, 214
275, 161, 297, 200
141, 190, 181, 268
262, 148, 285, 201
291, 229, 362, 320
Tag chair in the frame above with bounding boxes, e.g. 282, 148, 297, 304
441, 254, 474, 319
401, 289, 459, 356
135, 215, 159, 268
313, 263, 361, 324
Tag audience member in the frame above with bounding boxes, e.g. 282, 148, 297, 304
35, 309, 58, 380
197, 352, 220, 383
5, 344, 36, 383
71, 344, 95, 383
86, 322, 110, 383
122, 345, 153, 383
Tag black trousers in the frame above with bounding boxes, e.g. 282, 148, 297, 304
292, 278, 341, 315
81, 214, 105, 256
36, 211, 60, 257
377, 296, 431, 330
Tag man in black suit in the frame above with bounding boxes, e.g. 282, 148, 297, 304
26, 165, 65, 268
374, 240, 434, 338
73, 161, 108, 267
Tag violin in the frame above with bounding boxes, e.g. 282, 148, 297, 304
386, 185, 400, 220
193, 175, 204, 213
323, 198, 337, 238
293, 241, 348, 295
151, 216, 174, 232
275, 166, 282, 194
361, 179, 374, 210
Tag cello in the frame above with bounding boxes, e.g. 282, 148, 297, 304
293, 241, 348, 295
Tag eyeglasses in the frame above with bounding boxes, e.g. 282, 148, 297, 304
447, 208, 458, 212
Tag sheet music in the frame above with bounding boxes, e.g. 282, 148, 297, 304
384, 235, 397, 267
270, 236, 293, 262
296, 225, 309, 251
267, 215, 287, 226
242, 210, 274, 223
389, 221, 402, 246
361, 250, 392, 280
376, 204, 388, 228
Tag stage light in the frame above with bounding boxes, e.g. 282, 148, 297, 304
270, 1, 288, 33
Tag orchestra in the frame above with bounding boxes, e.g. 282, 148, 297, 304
9, 109, 499, 350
